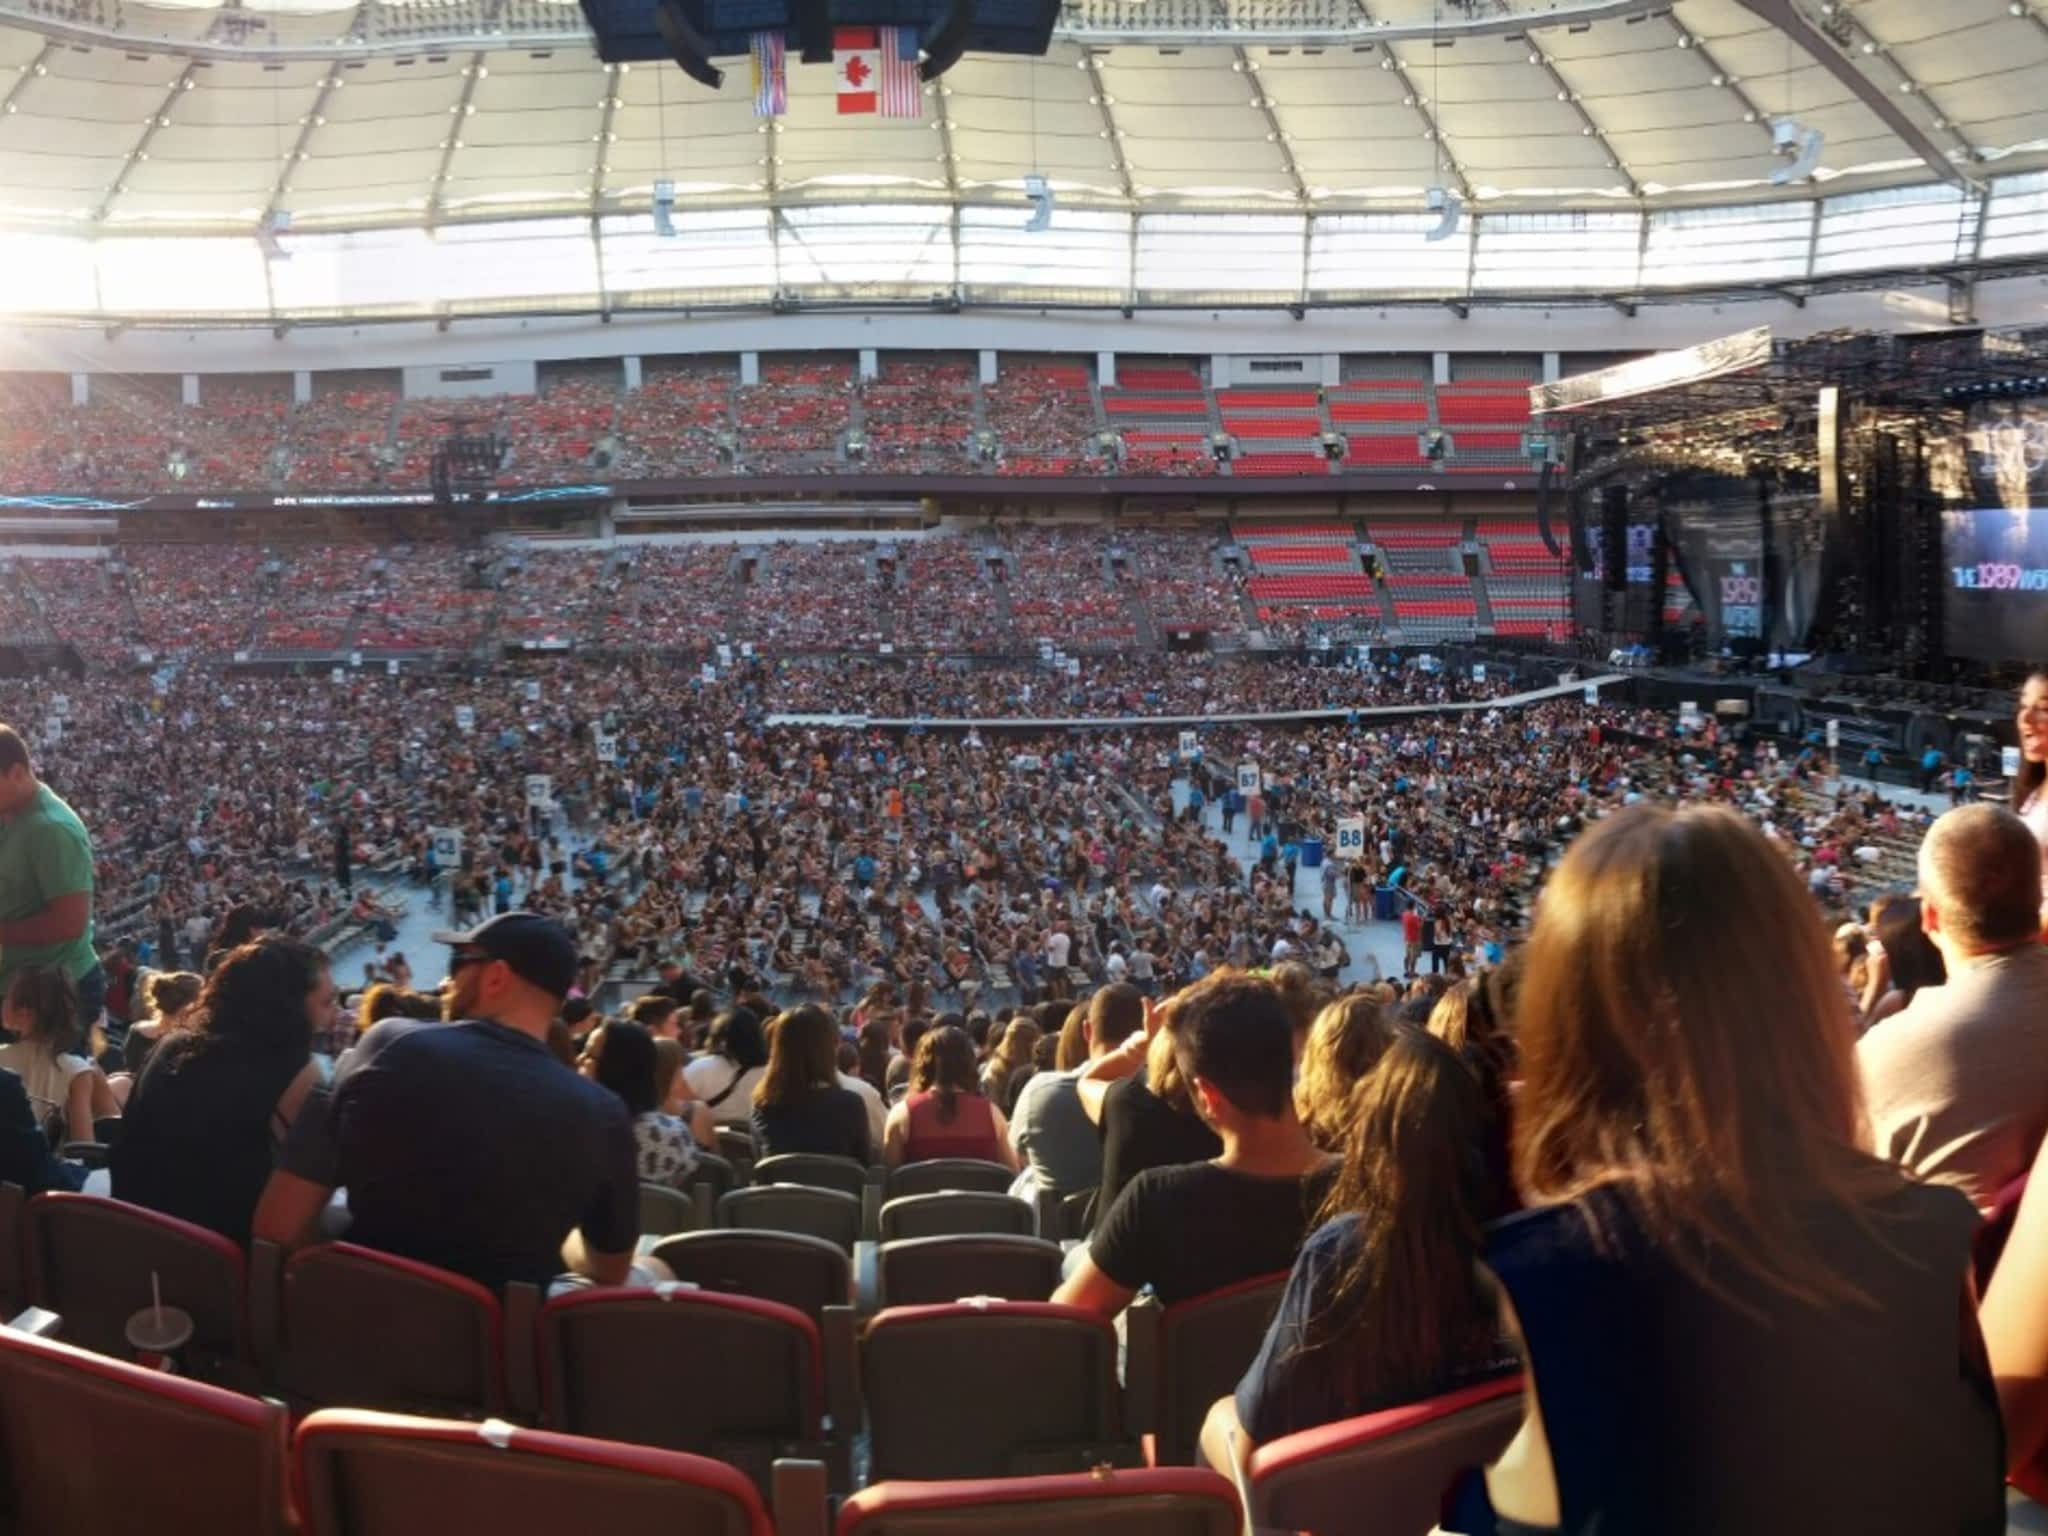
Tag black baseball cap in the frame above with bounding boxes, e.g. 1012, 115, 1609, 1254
431, 912, 579, 1001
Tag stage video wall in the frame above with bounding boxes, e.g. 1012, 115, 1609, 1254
1943, 505, 2048, 663
1946, 400, 2048, 663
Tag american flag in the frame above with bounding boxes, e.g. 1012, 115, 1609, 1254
880, 25, 923, 119
750, 31, 786, 118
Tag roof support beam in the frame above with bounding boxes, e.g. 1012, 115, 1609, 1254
261, 68, 339, 230
1351, 0, 1473, 203
426, 52, 488, 226
931, 82, 961, 204
1520, 36, 1640, 198
1078, 49, 1139, 210
1729, 0, 1983, 191
1232, 46, 1308, 208
0, 41, 55, 122
1668, 24, 1781, 161
589, 62, 619, 217
93, 61, 199, 224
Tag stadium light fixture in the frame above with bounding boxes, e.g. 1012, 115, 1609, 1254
1423, 184, 1462, 242
1768, 118, 1824, 185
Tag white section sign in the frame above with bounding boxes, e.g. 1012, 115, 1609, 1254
1825, 717, 1840, 751
429, 826, 463, 865
524, 773, 553, 807
1237, 763, 1262, 794
455, 705, 475, 733
1583, 683, 1598, 705
1179, 730, 1198, 761
593, 730, 618, 765
1336, 816, 1366, 857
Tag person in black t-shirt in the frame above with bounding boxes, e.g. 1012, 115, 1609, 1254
254, 913, 638, 1292
1054, 970, 1334, 1314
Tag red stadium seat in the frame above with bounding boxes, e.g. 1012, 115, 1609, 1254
838, 1467, 1240, 1536
295, 1409, 774, 1536
1245, 1375, 1524, 1536
539, 1287, 827, 1491
27, 1191, 250, 1386
0, 1323, 291, 1535
1126, 1272, 1289, 1467
861, 1301, 1134, 1479
273, 1243, 503, 1418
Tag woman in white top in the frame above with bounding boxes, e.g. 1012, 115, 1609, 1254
0, 965, 118, 1143
2016, 670, 2048, 930
681, 1006, 769, 1126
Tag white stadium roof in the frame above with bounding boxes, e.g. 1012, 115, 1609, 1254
0, 0, 2044, 317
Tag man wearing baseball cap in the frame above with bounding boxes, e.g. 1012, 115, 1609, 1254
254, 912, 638, 1291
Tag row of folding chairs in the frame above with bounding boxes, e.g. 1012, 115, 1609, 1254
659, 1152, 1081, 1249
0, 1310, 1524, 1536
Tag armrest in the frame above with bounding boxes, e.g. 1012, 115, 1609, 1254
248, 1239, 284, 1377
502, 1282, 542, 1422
4, 1307, 60, 1338
1032, 1182, 1061, 1241
1123, 1292, 1163, 1435
854, 1241, 881, 1316
860, 1184, 881, 1244
821, 1303, 862, 1446
770, 1458, 830, 1536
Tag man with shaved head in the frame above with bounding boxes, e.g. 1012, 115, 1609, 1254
1859, 804, 2048, 1206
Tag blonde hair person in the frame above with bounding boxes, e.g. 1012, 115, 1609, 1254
1295, 993, 1397, 1152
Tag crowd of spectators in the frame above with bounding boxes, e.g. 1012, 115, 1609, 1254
739, 540, 888, 652
610, 367, 734, 480
3, 642, 2041, 1536
738, 360, 854, 474
984, 363, 1099, 475
860, 359, 975, 474
998, 528, 1138, 652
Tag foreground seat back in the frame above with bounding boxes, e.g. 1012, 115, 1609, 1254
27, 1192, 247, 1382
648, 1229, 851, 1321
639, 1182, 697, 1237
295, 1409, 773, 1536
838, 1467, 1241, 1536
539, 1287, 824, 1491
862, 1302, 1128, 1480
1150, 1273, 1289, 1466
884, 1160, 1016, 1201
876, 1235, 1062, 1308
277, 1243, 502, 1418
1246, 1376, 1524, 1536
879, 1192, 1036, 1243
720, 1186, 863, 1252
0, 1323, 290, 1534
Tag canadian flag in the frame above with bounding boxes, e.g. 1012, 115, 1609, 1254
835, 26, 881, 114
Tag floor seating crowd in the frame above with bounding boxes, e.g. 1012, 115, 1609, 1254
8, 759, 2045, 1531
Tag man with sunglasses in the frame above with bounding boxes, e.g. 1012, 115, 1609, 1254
254, 911, 638, 1291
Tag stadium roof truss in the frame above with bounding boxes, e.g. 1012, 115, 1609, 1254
0, 0, 2042, 320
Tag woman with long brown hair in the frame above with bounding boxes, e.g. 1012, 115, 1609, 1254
980, 1016, 1041, 1115
1458, 804, 2001, 1536
882, 1024, 1019, 1170
1203, 1026, 1511, 1470
749, 1005, 870, 1162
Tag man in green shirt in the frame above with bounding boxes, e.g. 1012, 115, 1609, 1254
0, 726, 100, 1028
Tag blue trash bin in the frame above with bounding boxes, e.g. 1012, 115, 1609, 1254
1373, 886, 1399, 921
1300, 839, 1324, 870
